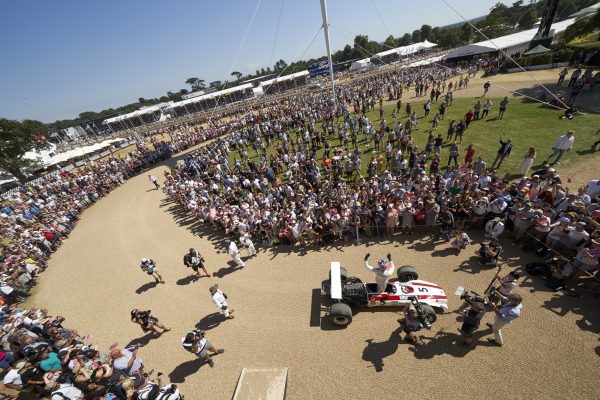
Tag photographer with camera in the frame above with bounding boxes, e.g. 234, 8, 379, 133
130, 309, 171, 336
364, 252, 395, 293
181, 330, 224, 368
183, 248, 211, 278
458, 300, 486, 346
493, 271, 521, 297
486, 293, 523, 347
478, 238, 502, 267
209, 284, 234, 319
139, 258, 165, 284
397, 298, 431, 345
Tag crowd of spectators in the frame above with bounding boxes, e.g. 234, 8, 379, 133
0, 130, 224, 398
162, 64, 600, 300
1, 57, 598, 398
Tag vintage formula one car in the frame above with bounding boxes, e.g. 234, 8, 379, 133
323, 262, 448, 327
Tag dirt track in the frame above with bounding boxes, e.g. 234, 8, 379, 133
27, 70, 600, 400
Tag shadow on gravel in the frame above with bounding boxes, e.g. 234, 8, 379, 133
169, 358, 205, 383
125, 332, 158, 348
176, 275, 199, 286
212, 260, 245, 278
196, 312, 226, 331
409, 329, 495, 359
362, 328, 402, 372
135, 281, 158, 294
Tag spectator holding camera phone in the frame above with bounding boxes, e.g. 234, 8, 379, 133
181, 329, 224, 367
209, 284, 234, 319
183, 248, 211, 278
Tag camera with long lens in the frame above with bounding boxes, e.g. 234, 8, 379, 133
409, 296, 432, 329
457, 286, 496, 306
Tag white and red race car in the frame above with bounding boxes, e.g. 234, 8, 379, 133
323, 262, 448, 327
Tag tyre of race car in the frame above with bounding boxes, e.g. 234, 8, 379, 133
419, 304, 437, 324
329, 267, 349, 282
329, 303, 353, 326
397, 265, 418, 282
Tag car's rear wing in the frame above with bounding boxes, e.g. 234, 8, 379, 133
330, 261, 342, 300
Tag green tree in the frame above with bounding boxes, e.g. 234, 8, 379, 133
398, 33, 412, 46
460, 23, 473, 43
185, 77, 199, 90
0, 118, 49, 183
274, 59, 288, 72
138, 97, 146, 103
383, 35, 396, 49
209, 81, 222, 89
195, 79, 206, 90
438, 28, 461, 48
518, 7, 538, 28
412, 29, 421, 43
556, 0, 577, 20
430, 27, 441, 43
420, 25, 432, 41
230, 71, 242, 81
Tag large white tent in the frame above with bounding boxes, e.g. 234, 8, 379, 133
102, 102, 173, 125
444, 18, 577, 60
569, 2, 600, 17
258, 70, 309, 88
373, 40, 438, 58
349, 58, 372, 71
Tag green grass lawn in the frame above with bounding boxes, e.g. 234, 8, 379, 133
228, 96, 600, 179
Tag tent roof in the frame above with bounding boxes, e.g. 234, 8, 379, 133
523, 44, 551, 55
259, 70, 309, 87
373, 40, 438, 58
103, 102, 173, 124
444, 18, 576, 59
569, 2, 600, 17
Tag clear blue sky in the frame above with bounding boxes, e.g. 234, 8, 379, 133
0, 0, 512, 123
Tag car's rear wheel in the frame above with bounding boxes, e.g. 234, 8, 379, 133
419, 304, 437, 324
329, 303, 353, 326
397, 266, 418, 282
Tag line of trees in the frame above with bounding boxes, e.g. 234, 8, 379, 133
23, 1, 600, 137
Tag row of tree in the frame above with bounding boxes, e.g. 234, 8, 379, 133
18, 1, 600, 137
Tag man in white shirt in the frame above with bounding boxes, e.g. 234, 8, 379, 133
485, 217, 505, 239
209, 284, 234, 319
147, 175, 160, 190
110, 346, 144, 376
364, 253, 395, 292
545, 131, 575, 165
51, 383, 84, 400
228, 240, 245, 267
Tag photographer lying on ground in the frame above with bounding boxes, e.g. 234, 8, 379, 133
181, 330, 224, 368
130, 309, 171, 336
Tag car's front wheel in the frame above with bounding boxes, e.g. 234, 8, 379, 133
329, 303, 353, 326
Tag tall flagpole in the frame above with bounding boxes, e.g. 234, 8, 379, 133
320, 0, 336, 106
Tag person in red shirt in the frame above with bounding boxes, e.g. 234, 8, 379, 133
464, 144, 475, 166
464, 109, 474, 129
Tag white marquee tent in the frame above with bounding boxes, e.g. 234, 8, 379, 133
569, 2, 600, 17
444, 18, 577, 60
